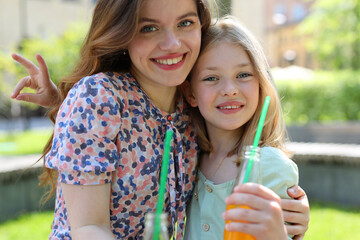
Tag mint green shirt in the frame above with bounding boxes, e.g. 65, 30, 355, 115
184, 147, 298, 240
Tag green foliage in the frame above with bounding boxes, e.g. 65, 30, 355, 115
276, 71, 360, 124
0, 22, 87, 111
0, 211, 53, 240
0, 129, 52, 155
16, 22, 88, 85
299, 0, 360, 70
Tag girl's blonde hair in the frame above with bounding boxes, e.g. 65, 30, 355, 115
39, 0, 213, 203
190, 16, 291, 159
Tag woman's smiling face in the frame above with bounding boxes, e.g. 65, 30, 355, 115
128, 0, 202, 91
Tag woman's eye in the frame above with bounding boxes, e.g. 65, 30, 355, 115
237, 72, 252, 78
179, 20, 193, 27
141, 25, 157, 33
204, 76, 218, 81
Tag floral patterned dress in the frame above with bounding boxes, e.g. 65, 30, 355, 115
45, 72, 198, 239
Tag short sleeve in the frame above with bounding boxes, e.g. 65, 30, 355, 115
260, 147, 299, 199
45, 74, 123, 185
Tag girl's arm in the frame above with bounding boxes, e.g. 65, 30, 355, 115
61, 183, 114, 240
282, 185, 310, 240
223, 183, 288, 240
11, 53, 60, 107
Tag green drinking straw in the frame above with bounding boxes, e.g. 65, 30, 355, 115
153, 129, 173, 240
243, 96, 271, 183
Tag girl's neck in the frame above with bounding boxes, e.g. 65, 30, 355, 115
208, 127, 242, 155
199, 127, 243, 184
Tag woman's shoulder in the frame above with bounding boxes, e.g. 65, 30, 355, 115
76, 72, 132, 89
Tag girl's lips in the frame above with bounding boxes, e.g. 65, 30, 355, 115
216, 101, 245, 114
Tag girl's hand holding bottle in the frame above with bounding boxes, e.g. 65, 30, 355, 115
223, 183, 288, 240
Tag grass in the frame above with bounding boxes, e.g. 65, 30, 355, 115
0, 203, 359, 239
0, 211, 53, 240
0, 129, 52, 155
305, 203, 360, 239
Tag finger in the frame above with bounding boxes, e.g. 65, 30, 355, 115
12, 53, 40, 76
281, 198, 309, 213
15, 92, 47, 106
11, 77, 32, 98
286, 223, 306, 237
287, 185, 305, 199
292, 234, 304, 240
224, 220, 259, 235
223, 204, 262, 222
35, 54, 51, 83
282, 209, 305, 224
230, 183, 281, 203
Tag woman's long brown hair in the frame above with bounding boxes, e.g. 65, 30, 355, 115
39, 0, 213, 204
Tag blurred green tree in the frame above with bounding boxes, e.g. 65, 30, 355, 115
0, 22, 87, 97
0, 22, 87, 117
300, 0, 360, 70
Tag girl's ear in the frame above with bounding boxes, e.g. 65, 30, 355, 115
180, 81, 198, 107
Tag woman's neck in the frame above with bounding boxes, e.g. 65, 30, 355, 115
130, 69, 178, 113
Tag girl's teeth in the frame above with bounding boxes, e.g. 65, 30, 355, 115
155, 56, 183, 65
219, 106, 240, 109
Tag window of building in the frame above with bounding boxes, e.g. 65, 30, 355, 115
292, 4, 306, 22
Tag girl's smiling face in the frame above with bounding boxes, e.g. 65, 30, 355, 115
189, 41, 260, 133
128, 0, 201, 91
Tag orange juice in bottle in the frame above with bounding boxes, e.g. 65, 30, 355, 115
223, 146, 261, 240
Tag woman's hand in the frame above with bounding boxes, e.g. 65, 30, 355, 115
223, 183, 288, 240
11, 53, 60, 108
282, 185, 310, 240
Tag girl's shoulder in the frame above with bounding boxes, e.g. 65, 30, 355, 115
260, 146, 298, 171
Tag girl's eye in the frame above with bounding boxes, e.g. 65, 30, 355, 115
179, 20, 193, 27
140, 25, 157, 33
203, 76, 218, 81
237, 72, 252, 79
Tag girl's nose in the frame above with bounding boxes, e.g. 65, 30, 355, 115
159, 30, 181, 51
221, 79, 239, 96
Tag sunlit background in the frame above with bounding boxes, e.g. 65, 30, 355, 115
0, 0, 359, 239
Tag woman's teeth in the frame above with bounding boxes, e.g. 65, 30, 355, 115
154, 56, 183, 65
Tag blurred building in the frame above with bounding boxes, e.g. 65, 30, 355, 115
230, 0, 316, 69
0, 0, 316, 69
0, 0, 96, 51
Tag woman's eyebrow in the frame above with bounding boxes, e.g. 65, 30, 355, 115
139, 12, 198, 24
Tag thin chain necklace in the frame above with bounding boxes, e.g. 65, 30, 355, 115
194, 154, 228, 201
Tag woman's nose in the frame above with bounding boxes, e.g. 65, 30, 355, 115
159, 30, 181, 51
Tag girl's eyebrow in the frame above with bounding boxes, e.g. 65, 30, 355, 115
139, 12, 198, 24
204, 63, 251, 71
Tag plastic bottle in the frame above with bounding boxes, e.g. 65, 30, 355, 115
143, 212, 169, 240
223, 145, 261, 240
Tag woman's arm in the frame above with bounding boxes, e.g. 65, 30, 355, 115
223, 183, 288, 240
11, 53, 60, 107
282, 185, 310, 240
61, 183, 114, 240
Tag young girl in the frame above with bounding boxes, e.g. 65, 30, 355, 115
183, 16, 304, 240
11, 2, 309, 240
